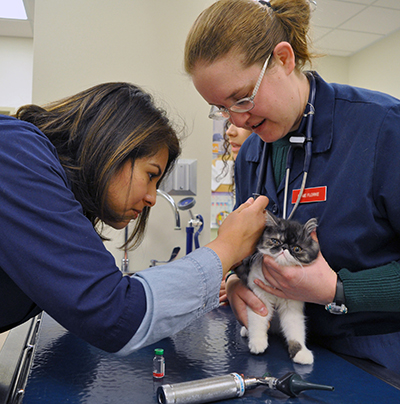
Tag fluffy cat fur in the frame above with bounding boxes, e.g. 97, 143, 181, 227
234, 212, 319, 365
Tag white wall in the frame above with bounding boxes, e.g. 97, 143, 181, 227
313, 55, 349, 84
0, 36, 33, 109
349, 29, 400, 99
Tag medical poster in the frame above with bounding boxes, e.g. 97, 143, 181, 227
211, 192, 234, 228
211, 119, 235, 228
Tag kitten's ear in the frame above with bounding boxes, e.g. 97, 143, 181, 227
265, 210, 279, 226
304, 218, 318, 235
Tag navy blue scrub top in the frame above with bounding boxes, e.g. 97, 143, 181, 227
0, 116, 146, 352
234, 73, 400, 341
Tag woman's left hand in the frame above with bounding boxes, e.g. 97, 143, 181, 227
255, 248, 337, 306
219, 280, 228, 303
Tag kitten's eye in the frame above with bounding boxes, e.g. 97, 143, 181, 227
270, 238, 281, 246
291, 246, 303, 253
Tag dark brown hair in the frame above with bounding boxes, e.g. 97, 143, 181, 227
15, 82, 181, 248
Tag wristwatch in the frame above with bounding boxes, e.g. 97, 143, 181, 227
325, 275, 348, 315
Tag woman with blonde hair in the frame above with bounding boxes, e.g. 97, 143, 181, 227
185, 0, 400, 372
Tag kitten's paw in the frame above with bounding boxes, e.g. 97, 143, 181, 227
240, 326, 248, 338
248, 337, 269, 354
292, 348, 314, 365
288, 340, 314, 364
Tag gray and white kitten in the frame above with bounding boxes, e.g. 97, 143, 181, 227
235, 212, 319, 365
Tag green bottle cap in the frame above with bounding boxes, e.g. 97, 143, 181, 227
155, 348, 164, 355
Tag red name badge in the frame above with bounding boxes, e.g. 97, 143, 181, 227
291, 186, 327, 204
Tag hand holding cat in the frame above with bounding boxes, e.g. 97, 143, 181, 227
225, 274, 269, 327
256, 236, 337, 306
206, 195, 269, 276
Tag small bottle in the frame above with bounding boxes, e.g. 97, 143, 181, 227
153, 348, 165, 379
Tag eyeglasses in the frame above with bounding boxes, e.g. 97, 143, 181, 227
208, 53, 272, 120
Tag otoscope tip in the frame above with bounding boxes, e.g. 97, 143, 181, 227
276, 372, 334, 397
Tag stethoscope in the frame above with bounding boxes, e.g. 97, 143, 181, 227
254, 71, 316, 220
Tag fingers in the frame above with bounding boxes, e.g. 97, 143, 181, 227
250, 195, 269, 211
254, 278, 282, 295
227, 278, 268, 327
234, 197, 254, 213
235, 195, 269, 213
245, 289, 269, 317
261, 256, 296, 291
219, 294, 228, 303
219, 280, 228, 303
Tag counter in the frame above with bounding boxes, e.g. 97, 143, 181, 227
2, 305, 400, 403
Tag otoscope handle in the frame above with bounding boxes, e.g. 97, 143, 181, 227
275, 372, 334, 397
157, 373, 245, 404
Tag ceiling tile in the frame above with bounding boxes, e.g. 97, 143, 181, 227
373, 0, 400, 10
312, 0, 366, 28
340, 6, 400, 35
310, 25, 332, 42
314, 28, 384, 54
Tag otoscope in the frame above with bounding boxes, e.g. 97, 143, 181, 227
157, 371, 334, 404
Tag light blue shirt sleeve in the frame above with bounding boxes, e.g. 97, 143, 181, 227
116, 247, 222, 356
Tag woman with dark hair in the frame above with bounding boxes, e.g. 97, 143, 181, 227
15, 82, 181, 247
0, 82, 268, 354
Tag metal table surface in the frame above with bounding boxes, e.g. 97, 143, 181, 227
19, 305, 400, 404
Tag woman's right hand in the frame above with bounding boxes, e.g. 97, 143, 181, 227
225, 274, 268, 328
206, 196, 269, 275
